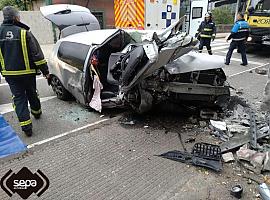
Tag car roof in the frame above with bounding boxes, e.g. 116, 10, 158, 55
60, 29, 120, 46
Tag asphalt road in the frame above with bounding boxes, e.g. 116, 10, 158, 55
212, 39, 269, 108
0, 38, 269, 146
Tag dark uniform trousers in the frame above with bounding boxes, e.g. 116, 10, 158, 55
198, 38, 212, 54
0, 20, 48, 133
225, 40, 247, 65
6, 75, 41, 131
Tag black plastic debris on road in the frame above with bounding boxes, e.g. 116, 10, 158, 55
158, 143, 222, 172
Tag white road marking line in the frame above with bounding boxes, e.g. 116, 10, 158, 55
228, 63, 270, 78
213, 39, 226, 42
210, 55, 268, 65
211, 42, 228, 47
220, 50, 231, 54
27, 118, 109, 149
219, 50, 252, 54
0, 77, 45, 87
230, 58, 264, 65
0, 82, 8, 87
0, 96, 56, 114
213, 54, 265, 66
212, 45, 229, 50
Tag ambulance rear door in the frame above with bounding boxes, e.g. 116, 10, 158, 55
145, 0, 180, 30
145, 0, 160, 29
189, 0, 208, 36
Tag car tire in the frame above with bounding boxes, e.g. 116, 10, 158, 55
50, 75, 72, 100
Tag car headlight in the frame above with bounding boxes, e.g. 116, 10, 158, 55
247, 37, 252, 42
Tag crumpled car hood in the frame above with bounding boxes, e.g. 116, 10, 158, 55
165, 51, 225, 74
121, 32, 197, 92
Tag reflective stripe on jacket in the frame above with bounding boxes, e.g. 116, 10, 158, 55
197, 20, 216, 39
228, 19, 250, 41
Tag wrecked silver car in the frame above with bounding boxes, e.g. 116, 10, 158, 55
41, 5, 230, 113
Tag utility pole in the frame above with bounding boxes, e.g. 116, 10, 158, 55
234, 0, 241, 21
86, 0, 90, 7
22, 0, 27, 11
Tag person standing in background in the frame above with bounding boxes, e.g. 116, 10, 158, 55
225, 13, 250, 66
195, 12, 216, 55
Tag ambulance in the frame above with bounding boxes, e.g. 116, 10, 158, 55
114, 0, 210, 36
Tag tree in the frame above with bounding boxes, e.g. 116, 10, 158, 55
0, 0, 33, 11
212, 6, 234, 25
0, 0, 18, 10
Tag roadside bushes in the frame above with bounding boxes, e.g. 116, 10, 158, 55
212, 6, 234, 25
0, 0, 30, 11
0, 0, 18, 10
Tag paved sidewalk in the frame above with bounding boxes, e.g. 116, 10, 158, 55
0, 117, 257, 200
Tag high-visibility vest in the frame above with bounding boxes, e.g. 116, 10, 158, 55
199, 21, 216, 39
0, 23, 46, 76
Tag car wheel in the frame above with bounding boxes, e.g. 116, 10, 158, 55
50, 75, 72, 100
127, 87, 153, 113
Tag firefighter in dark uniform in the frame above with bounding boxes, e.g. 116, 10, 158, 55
195, 12, 216, 55
0, 6, 50, 137
225, 13, 249, 66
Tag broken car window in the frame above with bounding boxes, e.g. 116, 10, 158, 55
57, 41, 90, 71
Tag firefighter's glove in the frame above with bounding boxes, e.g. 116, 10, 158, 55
212, 36, 215, 42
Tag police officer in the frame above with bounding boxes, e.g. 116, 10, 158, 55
0, 6, 50, 137
225, 13, 249, 66
196, 12, 216, 55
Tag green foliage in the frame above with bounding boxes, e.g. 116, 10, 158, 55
0, 0, 18, 10
0, 0, 31, 11
212, 6, 234, 25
